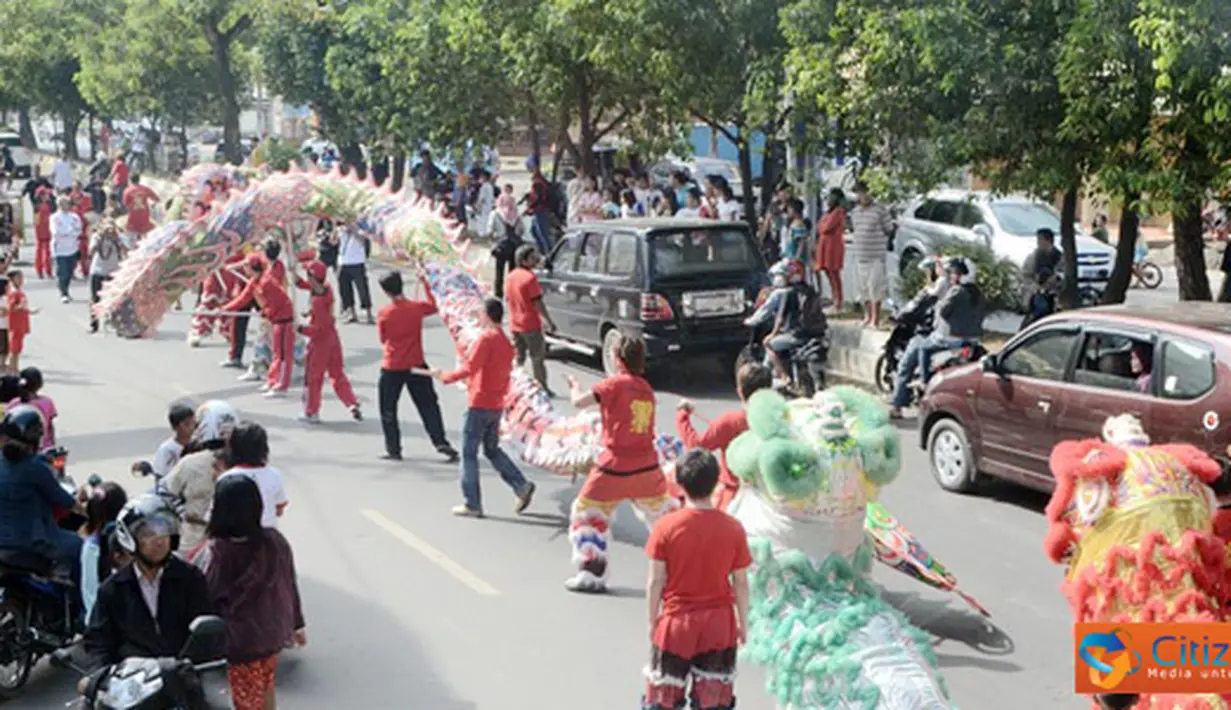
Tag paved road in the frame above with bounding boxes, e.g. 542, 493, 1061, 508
0, 264, 1088, 709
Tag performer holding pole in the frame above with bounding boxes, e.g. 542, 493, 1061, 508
221, 250, 294, 398
292, 260, 361, 423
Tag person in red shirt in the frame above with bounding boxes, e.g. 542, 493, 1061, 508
504, 245, 557, 394
5, 270, 34, 372
293, 261, 361, 423
563, 334, 678, 593
673, 363, 773, 510
643, 448, 750, 710
375, 271, 457, 462
121, 175, 159, 245
111, 154, 129, 199
431, 298, 536, 517
70, 182, 93, 277
33, 184, 54, 279
221, 253, 294, 396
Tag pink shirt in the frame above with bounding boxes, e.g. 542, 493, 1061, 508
7, 395, 57, 449
496, 193, 519, 225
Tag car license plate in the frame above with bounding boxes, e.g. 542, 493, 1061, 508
685, 290, 741, 317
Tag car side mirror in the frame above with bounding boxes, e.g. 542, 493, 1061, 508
971, 223, 992, 246
179, 615, 226, 660
981, 354, 999, 375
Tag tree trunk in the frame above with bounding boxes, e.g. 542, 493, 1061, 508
1173, 196, 1212, 301
1058, 185, 1080, 309
736, 135, 755, 226
205, 24, 243, 165
340, 142, 366, 179
391, 152, 406, 192
527, 106, 542, 167
760, 139, 784, 213
550, 142, 565, 183
1100, 196, 1141, 305
371, 155, 390, 186
63, 113, 81, 161
574, 68, 597, 176
17, 109, 36, 150
88, 114, 97, 162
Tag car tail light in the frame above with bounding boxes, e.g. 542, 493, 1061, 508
640, 293, 674, 322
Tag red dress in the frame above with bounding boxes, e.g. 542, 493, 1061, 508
815, 206, 846, 271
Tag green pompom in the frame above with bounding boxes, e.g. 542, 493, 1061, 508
747, 389, 792, 441
759, 439, 822, 501
726, 431, 764, 483
827, 384, 902, 485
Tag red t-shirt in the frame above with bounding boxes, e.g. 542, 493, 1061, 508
123, 185, 159, 234
442, 328, 515, 410
676, 409, 748, 502
594, 373, 659, 473
112, 160, 129, 187
7, 290, 30, 335
647, 507, 751, 616
377, 297, 437, 370
300, 283, 338, 340
504, 268, 543, 333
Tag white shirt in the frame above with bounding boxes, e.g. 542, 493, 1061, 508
136, 566, 163, 622
339, 231, 367, 266
50, 212, 82, 257
717, 199, 743, 222
152, 437, 185, 478
90, 234, 124, 276
52, 160, 73, 190
675, 207, 701, 219
218, 465, 289, 529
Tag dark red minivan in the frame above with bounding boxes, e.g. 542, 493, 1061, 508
918, 303, 1231, 495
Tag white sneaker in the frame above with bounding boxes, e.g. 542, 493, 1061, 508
298, 413, 321, 424
60, 295, 69, 304
257, 383, 272, 393
563, 572, 607, 594
238, 370, 261, 382
263, 389, 286, 399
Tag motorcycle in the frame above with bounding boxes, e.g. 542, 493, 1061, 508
0, 448, 96, 697
874, 298, 936, 394
65, 615, 228, 710
737, 320, 828, 398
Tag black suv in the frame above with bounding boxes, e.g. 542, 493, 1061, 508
538, 218, 768, 374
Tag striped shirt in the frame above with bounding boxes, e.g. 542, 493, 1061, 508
849, 203, 893, 261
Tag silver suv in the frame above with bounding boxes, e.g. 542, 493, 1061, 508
894, 190, 1116, 284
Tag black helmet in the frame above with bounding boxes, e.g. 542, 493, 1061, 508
114, 495, 181, 557
945, 257, 970, 277
1, 404, 44, 450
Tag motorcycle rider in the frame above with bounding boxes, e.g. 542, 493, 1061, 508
1020, 227, 1062, 328
0, 404, 84, 585
746, 259, 819, 386
889, 257, 984, 418
80, 495, 213, 675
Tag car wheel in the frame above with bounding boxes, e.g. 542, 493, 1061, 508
899, 248, 923, 277
600, 327, 622, 376
927, 418, 978, 493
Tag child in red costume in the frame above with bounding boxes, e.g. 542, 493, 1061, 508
223, 253, 294, 396
564, 334, 678, 594
644, 449, 749, 710
33, 185, 54, 279
294, 261, 361, 423
6, 270, 33, 371
673, 363, 773, 510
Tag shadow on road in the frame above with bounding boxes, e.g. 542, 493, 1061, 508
881, 589, 1021, 673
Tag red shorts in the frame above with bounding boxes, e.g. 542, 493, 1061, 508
9, 330, 25, 356
653, 607, 738, 658
578, 467, 667, 502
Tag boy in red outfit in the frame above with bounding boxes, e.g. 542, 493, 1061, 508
5, 270, 35, 372
222, 253, 294, 397
564, 334, 678, 594
33, 185, 54, 279
643, 448, 750, 710
121, 175, 159, 245
674, 363, 773, 510
431, 298, 535, 518
294, 261, 361, 423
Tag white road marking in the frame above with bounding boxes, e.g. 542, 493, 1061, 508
360, 509, 501, 597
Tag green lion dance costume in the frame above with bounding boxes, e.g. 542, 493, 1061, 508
724, 386, 954, 709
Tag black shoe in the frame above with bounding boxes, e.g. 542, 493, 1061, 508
380, 452, 403, 461
438, 446, 460, 464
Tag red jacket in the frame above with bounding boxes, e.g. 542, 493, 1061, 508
442, 328, 515, 410
223, 267, 293, 322
675, 409, 748, 505
295, 278, 338, 340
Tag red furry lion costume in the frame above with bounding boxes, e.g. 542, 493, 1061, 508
1046, 414, 1231, 710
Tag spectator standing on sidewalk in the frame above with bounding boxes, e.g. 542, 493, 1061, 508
848, 181, 893, 328
815, 188, 847, 312
336, 226, 373, 324
505, 245, 557, 395
525, 158, 554, 256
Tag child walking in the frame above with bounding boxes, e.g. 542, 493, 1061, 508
205, 475, 305, 710
6, 270, 33, 372
643, 449, 750, 710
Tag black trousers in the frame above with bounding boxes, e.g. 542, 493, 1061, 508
89, 273, 112, 330
338, 263, 372, 312
493, 255, 510, 299
229, 301, 256, 362
378, 368, 451, 455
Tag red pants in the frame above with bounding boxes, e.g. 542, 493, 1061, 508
34, 239, 50, 279
302, 333, 358, 416
227, 654, 278, 710
267, 321, 295, 392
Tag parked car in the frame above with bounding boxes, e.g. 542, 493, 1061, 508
918, 303, 1231, 499
894, 190, 1117, 286
649, 157, 746, 201
0, 131, 32, 179
538, 218, 768, 374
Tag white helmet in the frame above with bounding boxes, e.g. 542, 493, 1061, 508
193, 400, 237, 447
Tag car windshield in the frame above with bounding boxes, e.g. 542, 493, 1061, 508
990, 201, 1063, 237
651, 228, 758, 277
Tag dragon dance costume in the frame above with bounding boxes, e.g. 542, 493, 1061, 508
1046, 414, 1231, 710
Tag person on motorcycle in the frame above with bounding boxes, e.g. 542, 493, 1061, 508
81, 495, 213, 674
1020, 227, 1062, 327
165, 400, 238, 558
889, 257, 985, 418
747, 259, 816, 385
0, 404, 84, 584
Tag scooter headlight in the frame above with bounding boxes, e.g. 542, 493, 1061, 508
98, 658, 164, 709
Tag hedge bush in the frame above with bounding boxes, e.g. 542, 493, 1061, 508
897, 241, 1022, 313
